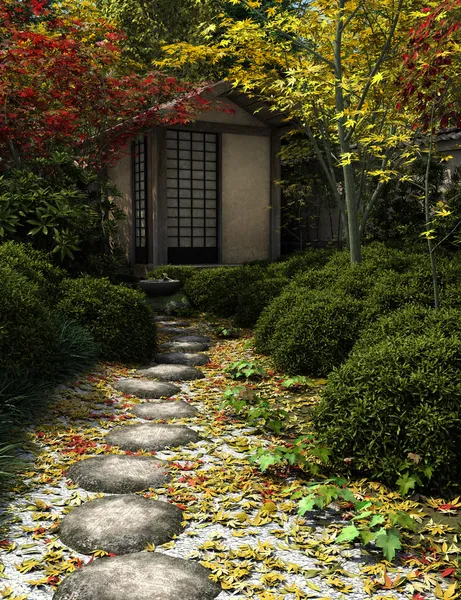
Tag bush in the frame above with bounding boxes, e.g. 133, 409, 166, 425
0, 241, 65, 301
0, 161, 125, 274
146, 265, 198, 287
268, 247, 334, 278
255, 244, 441, 365
355, 304, 461, 351
0, 265, 62, 379
0, 266, 98, 412
313, 306, 461, 489
58, 276, 157, 363
233, 276, 289, 327
263, 290, 366, 376
184, 265, 265, 317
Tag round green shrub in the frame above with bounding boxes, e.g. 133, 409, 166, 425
254, 284, 309, 354
58, 276, 157, 363
356, 305, 461, 352
365, 268, 435, 315
360, 242, 418, 272
267, 290, 365, 376
146, 265, 198, 287
255, 262, 377, 357
0, 241, 65, 301
268, 247, 334, 278
233, 276, 289, 327
184, 265, 265, 317
313, 307, 461, 488
0, 265, 62, 379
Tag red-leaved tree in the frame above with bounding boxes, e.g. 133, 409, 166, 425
0, 0, 211, 172
401, 0, 461, 131
400, 1, 461, 308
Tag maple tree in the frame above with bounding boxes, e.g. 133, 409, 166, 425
0, 0, 211, 172
158, 0, 432, 263
399, 0, 461, 307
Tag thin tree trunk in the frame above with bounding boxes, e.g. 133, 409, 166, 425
335, 1, 362, 263
424, 104, 439, 309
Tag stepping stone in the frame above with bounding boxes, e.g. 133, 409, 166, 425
161, 341, 210, 352
66, 455, 169, 494
114, 378, 180, 399
160, 326, 198, 336
154, 315, 175, 322
131, 400, 198, 420
155, 352, 210, 366
53, 552, 222, 600
173, 335, 212, 344
59, 495, 183, 555
157, 320, 190, 328
136, 364, 205, 381
106, 423, 199, 451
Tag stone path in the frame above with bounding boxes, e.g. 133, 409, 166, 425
136, 364, 206, 381
52, 319, 221, 599
53, 553, 222, 600
1, 315, 431, 600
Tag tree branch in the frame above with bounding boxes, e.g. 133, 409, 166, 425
226, 0, 335, 68
345, 0, 404, 142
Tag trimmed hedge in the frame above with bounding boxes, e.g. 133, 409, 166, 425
233, 277, 289, 327
268, 290, 365, 375
0, 260, 98, 432
0, 265, 62, 379
184, 265, 265, 317
313, 306, 461, 489
267, 247, 334, 278
254, 244, 441, 372
0, 241, 65, 301
255, 285, 310, 355
58, 276, 157, 363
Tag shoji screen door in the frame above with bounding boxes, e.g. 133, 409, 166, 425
166, 130, 218, 264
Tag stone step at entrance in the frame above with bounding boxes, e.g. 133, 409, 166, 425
66, 455, 169, 494
53, 552, 222, 600
155, 352, 210, 366
113, 378, 180, 399
159, 326, 199, 336
106, 423, 200, 452
156, 320, 191, 327
136, 364, 205, 381
131, 400, 198, 420
160, 341, 210, 352
59, 495, 184, 555
172, 334, 213, 344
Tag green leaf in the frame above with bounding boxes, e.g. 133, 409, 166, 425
397, 473, 417, 496
355, 501, 373, 511
256, 453, 279, 472
338, 488, 356, 503
369, 514, 385, 528
298, 496, 317, 514
336, 524, 361, 543
359, 528, 377, 545
391, 512, 416, 531
374, 528, 401, 561
352, 510, 373, 521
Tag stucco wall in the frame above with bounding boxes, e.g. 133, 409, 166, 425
221, 133, 271, 263
108, 150, 133, 265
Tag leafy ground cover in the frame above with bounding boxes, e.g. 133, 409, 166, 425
0, 322, 460, 600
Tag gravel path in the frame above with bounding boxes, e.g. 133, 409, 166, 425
0, 317, 437, 600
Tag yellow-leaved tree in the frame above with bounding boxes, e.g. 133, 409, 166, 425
157, 0, 428, 263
